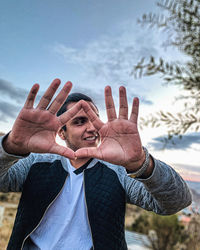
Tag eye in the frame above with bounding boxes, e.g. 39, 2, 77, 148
73, 117, 87, 126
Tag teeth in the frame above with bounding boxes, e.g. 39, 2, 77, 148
85, 136, 96, 141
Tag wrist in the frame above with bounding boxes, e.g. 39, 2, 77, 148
2, 133, 30, 156
126, 147, 154, 178
138, 155, 154, 178
125, 149, 146, 172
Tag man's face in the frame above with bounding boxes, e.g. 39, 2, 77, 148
61, 101, 100, 151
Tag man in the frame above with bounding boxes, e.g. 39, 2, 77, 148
0, 79, 191, 250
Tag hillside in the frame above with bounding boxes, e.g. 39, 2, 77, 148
0, 192, 20, 250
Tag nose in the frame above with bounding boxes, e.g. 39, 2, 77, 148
86, 121, 96, 132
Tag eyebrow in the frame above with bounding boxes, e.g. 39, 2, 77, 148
70, 116, 89, 123
71, 116, 88, 122
70, 109, 100, 123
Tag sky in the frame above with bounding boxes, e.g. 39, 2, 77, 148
0, 0, 199, 181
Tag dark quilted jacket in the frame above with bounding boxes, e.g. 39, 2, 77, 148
0, 136, 192, 250
7, 160, 127, 250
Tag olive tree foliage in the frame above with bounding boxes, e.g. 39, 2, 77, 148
131, 212, 187, 250
131, 211, 200, 250
133, 0, 200, 140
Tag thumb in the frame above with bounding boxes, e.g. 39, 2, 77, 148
50, 143, 75, 159
75, 147, 102, 160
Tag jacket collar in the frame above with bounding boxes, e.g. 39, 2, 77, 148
60, 157, 99, 174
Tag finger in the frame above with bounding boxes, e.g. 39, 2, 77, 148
48, 81, 72, 114
129, 97, 139, 124
119, 86, 128, 119
105, 86, 117, 121
24, 84, 40, 109
58, 100, 86, 126
50, 143, 75, 159
36, 79, 61, 110
75, 147, 103, 160
58, 100, 84, 126
81, 101, 104, 130
59, 100, 104, 130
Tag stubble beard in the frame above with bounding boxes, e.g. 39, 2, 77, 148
65, 138, 99, 152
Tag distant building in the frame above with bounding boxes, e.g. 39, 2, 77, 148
0, 205, 5, 227
125, 230, 149, 250
178, 214, 191, 228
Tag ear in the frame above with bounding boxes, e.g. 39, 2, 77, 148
58, 128, 66, 140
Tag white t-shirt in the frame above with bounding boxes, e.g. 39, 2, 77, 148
30, 158, 93, 250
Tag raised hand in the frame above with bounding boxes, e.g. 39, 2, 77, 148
75, 86, 146, 171
3, 79, 83, 159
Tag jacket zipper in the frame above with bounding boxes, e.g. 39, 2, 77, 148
20, 175, 68, 250
83, 170, 94, 250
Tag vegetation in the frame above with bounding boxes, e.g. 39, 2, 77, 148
0, 192, 20, 250
131, 212, 186, 250
133, 0, 200, 140
130, 209, 200, 250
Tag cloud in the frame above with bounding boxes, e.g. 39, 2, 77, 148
174, 163, 200, 174
71, 85, 152, 113
53, 21, 163, 105
54, 40, 136, 84
0, 78, 47, 125
0, 101, 21, 122
173, 163, 200, 183
149, 132, 200, 150
71, 85, 105, 110
0, 79, 29, 104
0, 77, 45, 106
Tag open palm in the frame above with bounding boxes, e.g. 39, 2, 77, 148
75, 86, 145, 170
5, 79, 83, 159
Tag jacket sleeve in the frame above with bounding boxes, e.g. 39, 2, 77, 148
119, 157, 192, 215
0, 135, 35, 192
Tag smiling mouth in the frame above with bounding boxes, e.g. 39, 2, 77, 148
84, 136, 97, 141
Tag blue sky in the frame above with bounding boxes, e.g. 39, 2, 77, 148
0, 0, 199, 181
